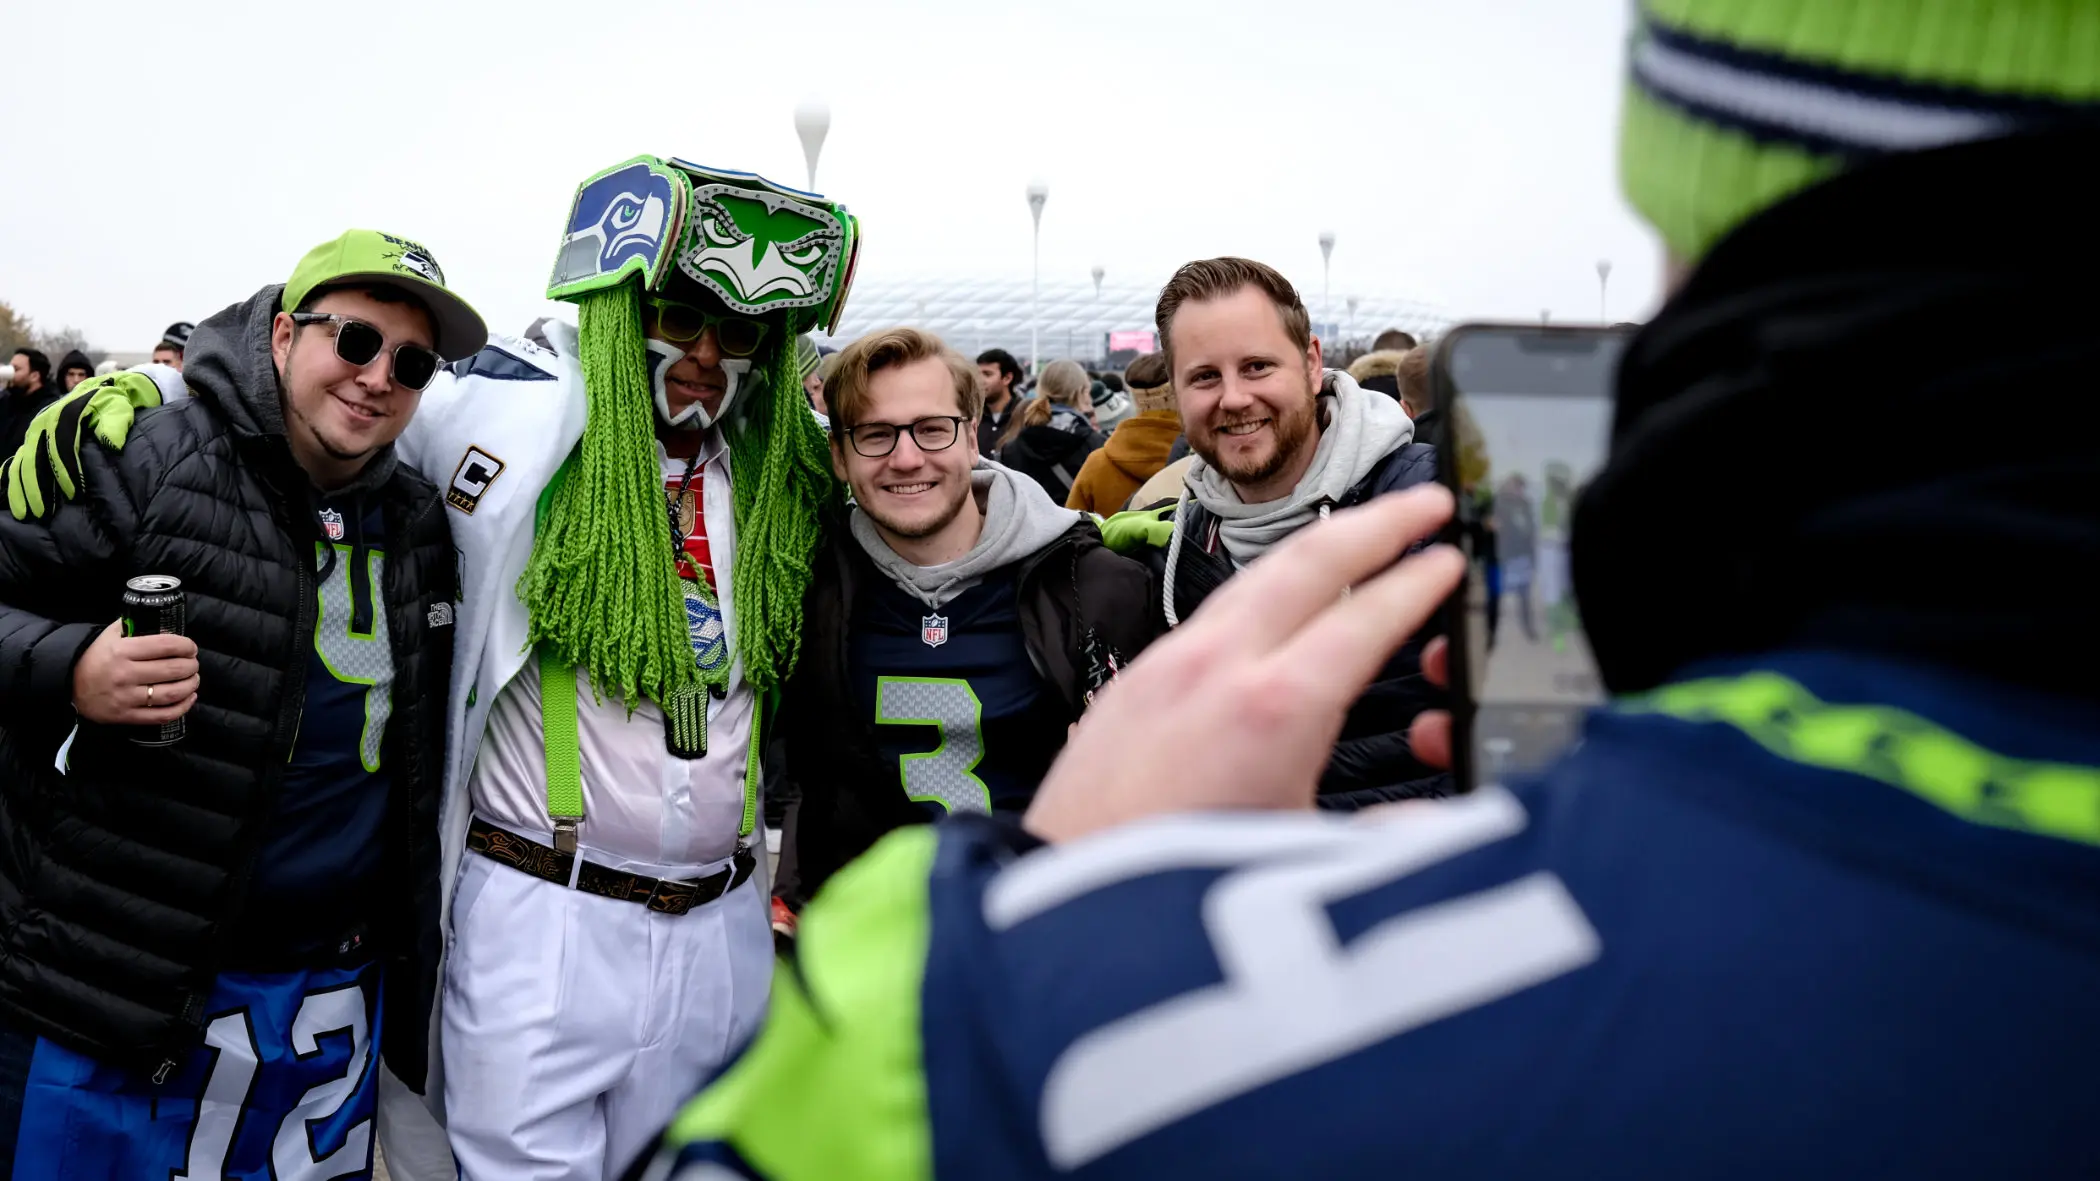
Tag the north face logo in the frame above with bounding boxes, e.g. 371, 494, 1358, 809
427, 601, 455, 628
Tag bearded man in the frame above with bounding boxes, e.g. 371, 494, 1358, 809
1101, 256, 1446, 805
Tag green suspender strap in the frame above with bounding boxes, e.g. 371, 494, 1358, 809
536, 452, 586, 855
541, 648, 584, 854
530, 446, 764, 852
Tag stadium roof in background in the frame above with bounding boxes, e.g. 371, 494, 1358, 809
815, 275, 1455, 361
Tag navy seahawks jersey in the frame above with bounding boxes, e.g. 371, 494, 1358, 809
234, 496, 395, 960
850, 570, 1068, 817
639, 650, 2100, 1179
0, 961, 381, 1180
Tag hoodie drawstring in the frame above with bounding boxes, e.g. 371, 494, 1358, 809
1163, 497, 1339, 627
1161, 478, 1197, 628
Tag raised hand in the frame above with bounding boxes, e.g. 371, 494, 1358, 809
1027, 486, 1465, 842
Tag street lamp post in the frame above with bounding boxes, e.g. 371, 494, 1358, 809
1347, 295, 1359, 347
1317, 230, 1336, 348
1091, 264, 1104, 300
1595, 259, 1613, 322
1027, 180, 1049, 376
793, 100, 830, 193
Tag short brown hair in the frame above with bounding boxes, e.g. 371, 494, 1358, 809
1372, 328, 1419, 352
1397, 346, 1432, 415
1154, 257, 1312, 363
1123, 351, 1170, 390
825, 327, 982, 441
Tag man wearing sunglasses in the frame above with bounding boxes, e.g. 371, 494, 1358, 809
0, 228, 485, 1179
770, 326, 1156, 908
367, 156, 855, 1181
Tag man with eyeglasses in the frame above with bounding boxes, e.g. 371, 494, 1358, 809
771, 326, 1156, 909
367, 156, 856, 1181
0, 229, 483, 1179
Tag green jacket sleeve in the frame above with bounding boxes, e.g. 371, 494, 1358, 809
637, 826, 942, 1180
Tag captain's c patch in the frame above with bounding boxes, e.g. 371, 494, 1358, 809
447, 446, 507, 515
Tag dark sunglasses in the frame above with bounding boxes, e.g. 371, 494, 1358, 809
843, 415, 968, 459
642, 297, 769, 358
289, 312, 443, 391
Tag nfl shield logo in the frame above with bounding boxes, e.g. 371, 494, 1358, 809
921, 614, 949, 648
319, 508, 345, 541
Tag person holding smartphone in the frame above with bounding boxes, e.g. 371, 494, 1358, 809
633, 3, 2100, 1178
0, 229, 483, 1180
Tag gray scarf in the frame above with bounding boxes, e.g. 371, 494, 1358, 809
1183, 369, 1415, 563
850, 460, 1081, 609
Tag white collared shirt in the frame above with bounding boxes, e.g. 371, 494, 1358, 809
466, 434, 754, 869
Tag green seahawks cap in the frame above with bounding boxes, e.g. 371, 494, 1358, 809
1621, 0, 2100, 263
283, 229, 488, 360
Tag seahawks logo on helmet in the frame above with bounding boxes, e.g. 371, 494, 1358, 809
549, 160, 680, 297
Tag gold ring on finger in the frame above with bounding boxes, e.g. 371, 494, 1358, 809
146, 683, 155, 706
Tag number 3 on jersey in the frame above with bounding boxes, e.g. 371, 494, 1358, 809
313, 541, 393, 772
876, 677, 990, 816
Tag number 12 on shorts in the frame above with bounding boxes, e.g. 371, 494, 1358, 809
3, 964, 380, 1179
174, 971, 377, 1181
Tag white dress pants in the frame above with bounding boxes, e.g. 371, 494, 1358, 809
440, 841, 772, 1180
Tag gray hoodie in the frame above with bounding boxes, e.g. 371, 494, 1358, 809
850, 459, 1081, 609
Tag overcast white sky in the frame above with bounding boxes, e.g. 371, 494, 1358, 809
3, 0, 1661, 351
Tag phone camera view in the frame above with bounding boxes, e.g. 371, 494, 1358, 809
1443, 329, 1626, 785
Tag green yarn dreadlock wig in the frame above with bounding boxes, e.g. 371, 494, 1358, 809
523, 155, 861, 704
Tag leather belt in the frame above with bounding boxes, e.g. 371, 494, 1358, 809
466, 817, 755, 917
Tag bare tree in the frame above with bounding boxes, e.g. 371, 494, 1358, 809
34, 324, 96, 364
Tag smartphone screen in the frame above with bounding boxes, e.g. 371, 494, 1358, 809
1430, 325, 1628, 790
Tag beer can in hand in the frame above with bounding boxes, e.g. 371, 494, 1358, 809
122, 575, 187, 747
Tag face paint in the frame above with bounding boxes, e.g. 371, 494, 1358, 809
648, 335, 752, 431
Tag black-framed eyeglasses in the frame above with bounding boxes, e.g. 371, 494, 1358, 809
843, 415, 968, 459
288, 312, 444, 391
642, 296, 769, 358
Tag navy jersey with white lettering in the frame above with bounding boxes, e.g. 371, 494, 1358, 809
0, 961, 382, 1180
639, 650, 2100, 1179
850, 570, 1068, 817
234, 496, 395, 960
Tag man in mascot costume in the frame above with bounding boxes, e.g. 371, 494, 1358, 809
390, 156, 856, 1180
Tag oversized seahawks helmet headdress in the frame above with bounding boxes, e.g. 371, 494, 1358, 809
545, 154, 861, 335
519, 155, 850, 720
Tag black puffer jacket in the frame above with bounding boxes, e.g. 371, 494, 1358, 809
0, 286, 452, 1087
777, 512, 1155, 903
999, 414, 1106, 505
1135, 438, 1450, 806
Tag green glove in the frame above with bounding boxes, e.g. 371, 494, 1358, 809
1098, 504, 1177, 555
1, 371, 165, 521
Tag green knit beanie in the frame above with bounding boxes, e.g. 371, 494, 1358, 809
1621, 0, 2100, 262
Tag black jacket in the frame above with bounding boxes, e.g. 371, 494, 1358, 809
999, 418, 1106, 505
778, 513, 1155, 902
976, 398, 1019, 456
1136, 439, 1450, 806
0, 383, 59, 458
0, 286, 452, 1087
